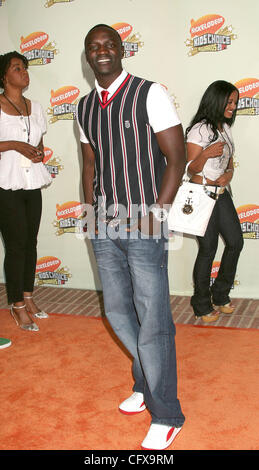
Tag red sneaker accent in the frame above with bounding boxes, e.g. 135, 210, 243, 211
119, 392, 146, 415
166, 427, 175, 441
119, 402, 145, 416
141, 424, 182, 450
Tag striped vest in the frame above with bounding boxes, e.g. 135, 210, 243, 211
77, 74, 166, 218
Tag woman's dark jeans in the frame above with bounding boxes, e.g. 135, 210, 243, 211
191, 189, 244, 316
0, 188, 42, 304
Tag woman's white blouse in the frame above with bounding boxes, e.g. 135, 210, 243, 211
0, 100, 52, 190
186, 121, 234, 181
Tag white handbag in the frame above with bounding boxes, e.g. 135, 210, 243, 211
167, 161, 217, 236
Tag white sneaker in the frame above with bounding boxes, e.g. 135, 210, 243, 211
119, 392, 146, 415
141, 423, 182, 450
0, 337, 12, 349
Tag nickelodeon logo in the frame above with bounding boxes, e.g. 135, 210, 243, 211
186, 14, 236, 55
43, 147, 63, 178
111, 22, 143, 58
43, 147, 53, 163
50, 87, 80, 106
54, 201, 86, 235
190, 14, 224, 37
211, 261, 220, 279
48, 86, 80, 122
45, 0, 74, 6
237, 204, 259, 239
20, 31, 58, 65
210, 261, 220, 286
237, 204, 259, 223
36, 256, 61, 273
113, 22, 133, 40
20, 32, 48, 52
56, 201, 84, 220
235, 78, 259, 116
35, 256, 71, 285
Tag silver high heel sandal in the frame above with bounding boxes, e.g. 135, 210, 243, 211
24, 296, 49, 319
10, 304, 39, 332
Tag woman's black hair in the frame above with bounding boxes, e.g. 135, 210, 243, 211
185, 80, 239, 142
0, 51, 28, 88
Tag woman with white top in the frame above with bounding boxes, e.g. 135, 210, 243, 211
0, 51, 52, 331
186, 80, 243, 323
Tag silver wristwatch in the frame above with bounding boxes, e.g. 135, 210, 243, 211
150, 207, 168, 222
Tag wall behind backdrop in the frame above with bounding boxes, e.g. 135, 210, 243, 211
0, 0, 258, 298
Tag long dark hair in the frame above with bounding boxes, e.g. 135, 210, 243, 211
0, 51, 28, 88
185, 80, 239, 142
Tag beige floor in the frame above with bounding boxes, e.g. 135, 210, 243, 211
1, 283, 258, 329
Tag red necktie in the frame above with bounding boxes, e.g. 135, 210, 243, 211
101, 90, 109, 104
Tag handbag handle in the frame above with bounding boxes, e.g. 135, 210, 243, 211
182, 161, 192, 182
182, 161, 207, 186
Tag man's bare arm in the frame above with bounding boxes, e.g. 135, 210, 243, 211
81, 142, 95, 204
155, 123, 186, 207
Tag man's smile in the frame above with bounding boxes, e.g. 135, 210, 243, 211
97, 58, 111, 64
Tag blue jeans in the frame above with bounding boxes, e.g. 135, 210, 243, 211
191, 189, 244, 316
91, 223, 185, 427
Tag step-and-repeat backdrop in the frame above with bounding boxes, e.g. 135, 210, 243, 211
1, 0, 258, 298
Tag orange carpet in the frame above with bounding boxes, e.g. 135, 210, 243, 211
0, 309, 258, 451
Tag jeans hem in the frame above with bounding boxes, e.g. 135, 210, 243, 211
193, 309, 215, 317
211, 297, 231, 306
151, 418, 185, 428
133, 386, 144, 394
